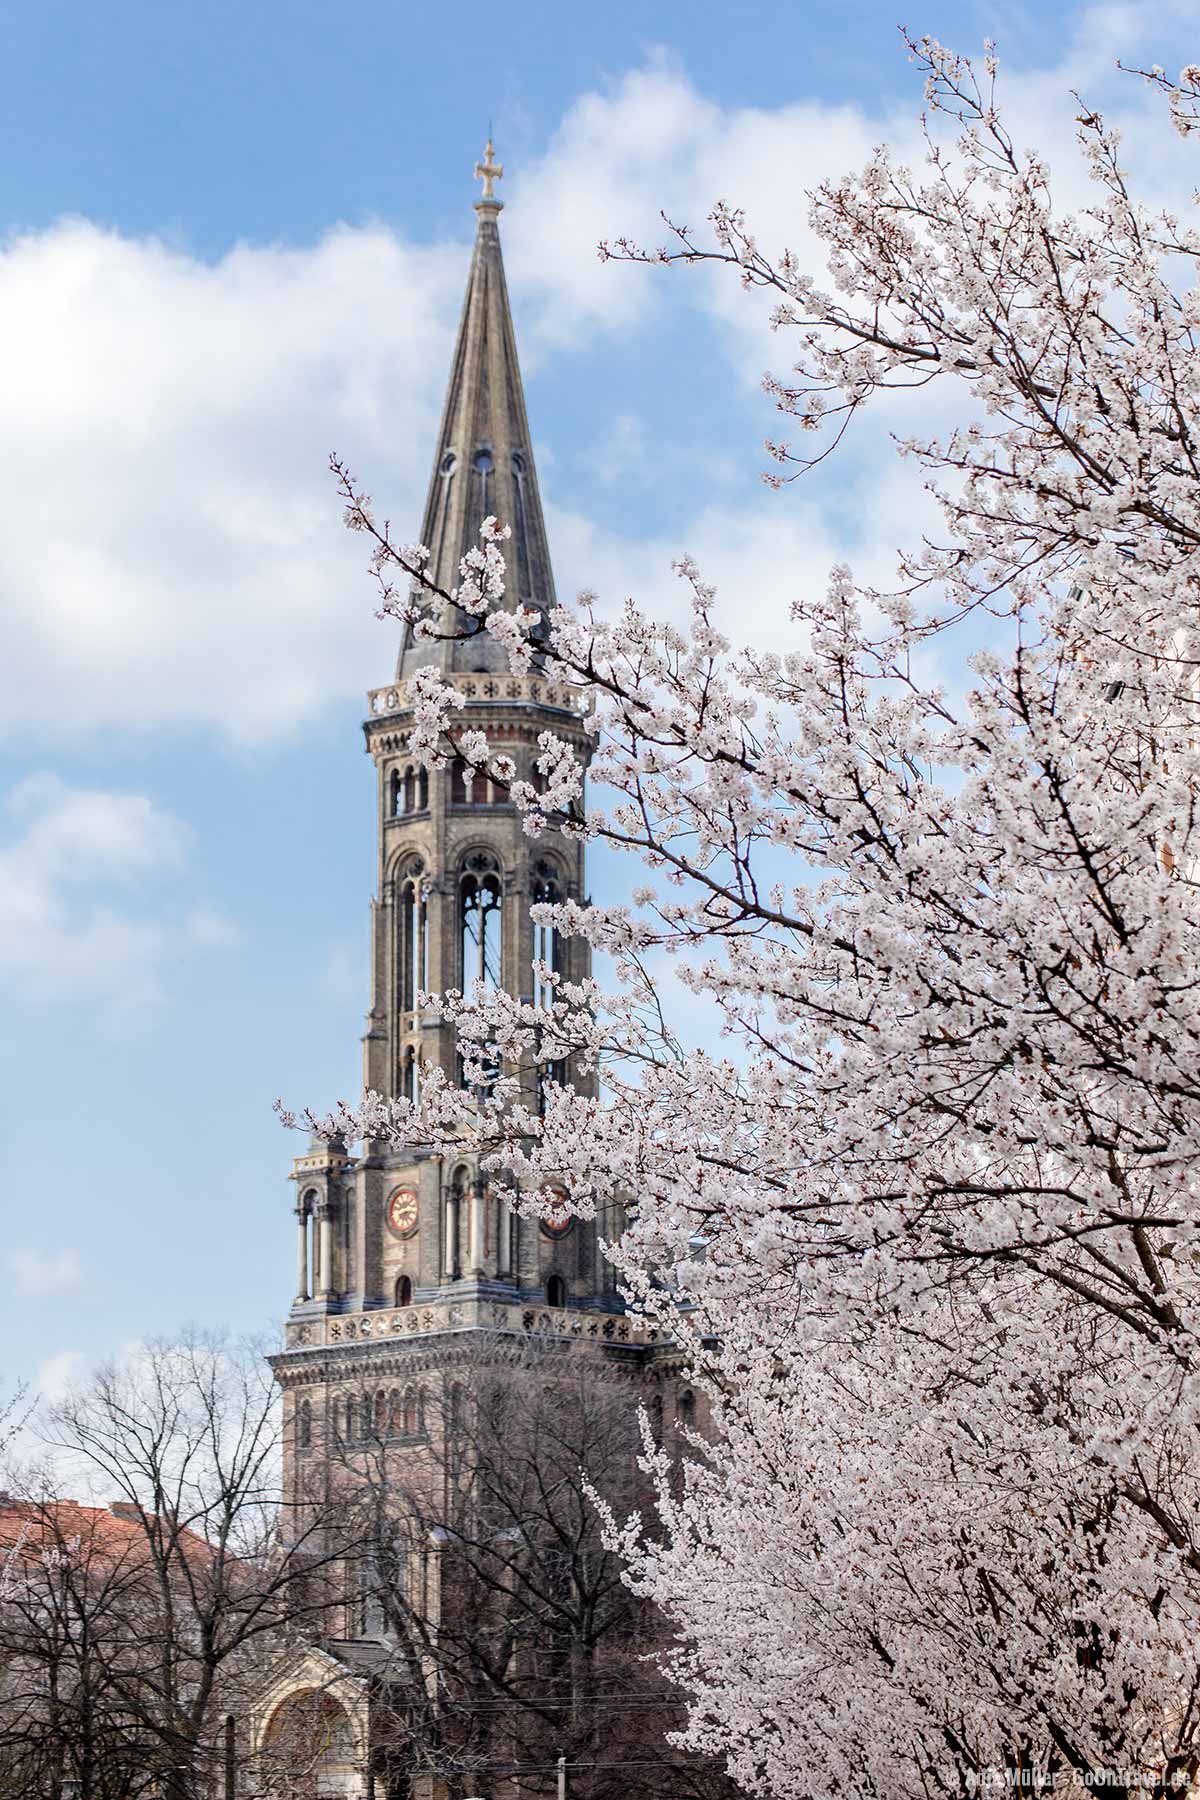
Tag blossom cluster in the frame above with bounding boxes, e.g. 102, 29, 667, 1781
321, 41, 1200, 1800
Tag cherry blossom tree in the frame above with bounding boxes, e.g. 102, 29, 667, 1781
310, 40, 1200, 1800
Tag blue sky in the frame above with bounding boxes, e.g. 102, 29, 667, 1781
2, 0, 1196, 1414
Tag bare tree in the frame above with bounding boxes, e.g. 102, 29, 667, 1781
314, 1340, 731, 1800
0, 1334, 352, 1800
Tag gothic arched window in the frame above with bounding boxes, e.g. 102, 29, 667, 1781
473, 445, 494, 520
451, 758, 470, 805
402, 1388, 419, 1436
389, 770, 403, 817
388, 1389, 402, 1436
397, 862, 427, 1014
512, 450, 532, 601
417, 767, 429, 810
402, 1045, 419, 1105
374, 1391, 387, 1438
395, 1273, 413, 1309
344, 1395, 357, 1441
546, 1273, 567, 1310
532, 858, 564, 1009
297, 1399, 312, 1449
460, 854, 503, 990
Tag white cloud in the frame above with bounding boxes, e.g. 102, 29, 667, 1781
0, 773, 236, 1010
33, 1349, 86, 1401
1, 9, 1196, 754
550, 443, 947, 652
9, 1249, 83, 1297
588, 413, 648, 487
507, 8, 1199, 377
0, 219, 463, 747
184, 905, 245, 948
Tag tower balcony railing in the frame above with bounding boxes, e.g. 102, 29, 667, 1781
368, 670, 585, 719
284, 1294, 665, 1352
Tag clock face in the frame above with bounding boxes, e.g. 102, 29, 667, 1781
387, 1186, 420, 1238
539, 1186, 574, 1240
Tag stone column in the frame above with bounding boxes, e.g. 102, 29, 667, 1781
443, 1189, 457, 1281
497, 1191, 512, 1279
469, 1175, 486, 1278
295, 1206, 309, 1301
316, 1202, 334, 1298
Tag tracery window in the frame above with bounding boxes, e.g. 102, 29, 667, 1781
460, 853, 503, 990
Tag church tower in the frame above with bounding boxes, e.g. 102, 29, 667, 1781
255, 146, 695, 1800
273, 141, 643, 1505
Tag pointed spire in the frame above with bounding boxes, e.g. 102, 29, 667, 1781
398, 140, 556, 679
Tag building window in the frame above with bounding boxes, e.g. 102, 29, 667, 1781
402, 1045, 419, 1104
395, 1274, 413, 1308
398, 862, 427, 1013
532, 858, 563, 1008
546, 1273, 567, 1309
536, 1059, 570, 1118
679, 1390, 696, 1427
417, 767, 429, 810
302, 1188, 319, 1289
297, 1399, 312, 1449
511, 449, 532, 601
473, 445, 494, 517
447, 1166, 468, 1272
461, 854, 503, 990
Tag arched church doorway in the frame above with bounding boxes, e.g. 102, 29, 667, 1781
261, 1688, 360, 1798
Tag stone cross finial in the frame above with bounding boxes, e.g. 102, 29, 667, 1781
474, 138, 503, 201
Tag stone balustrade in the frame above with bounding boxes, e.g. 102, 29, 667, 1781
367, 670, 585, 719
285, 1296, 662, 1352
